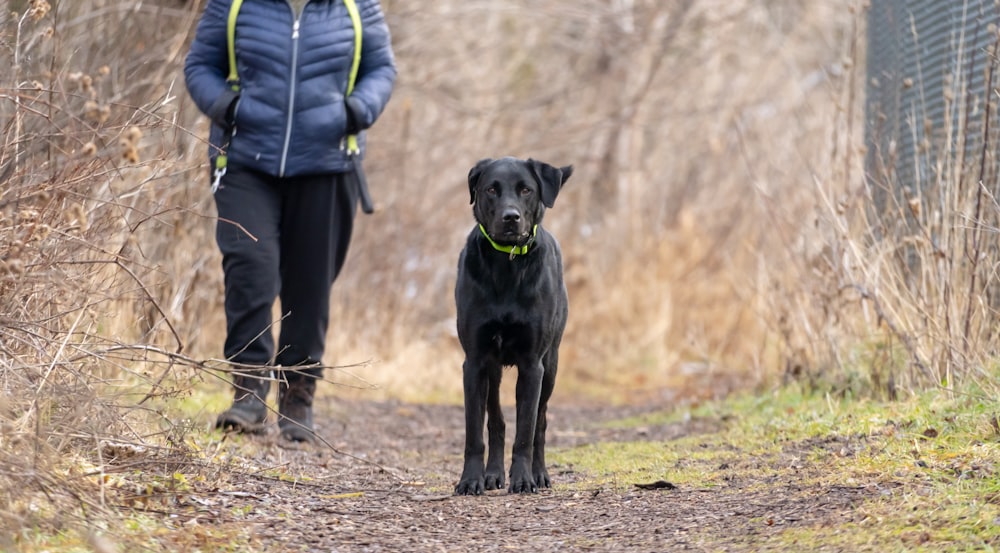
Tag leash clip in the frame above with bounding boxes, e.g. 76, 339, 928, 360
211, 165, 226, 194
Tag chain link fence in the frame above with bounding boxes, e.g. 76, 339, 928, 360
866, 0, 1000, 196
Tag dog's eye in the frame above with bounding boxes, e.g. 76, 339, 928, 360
519, 187, 532, 196
485, 185, 497, 196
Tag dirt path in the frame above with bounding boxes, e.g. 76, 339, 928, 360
186, 399, 874, 552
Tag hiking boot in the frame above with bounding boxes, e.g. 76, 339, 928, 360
278, 367, 320, 442
215, 370, 271, 433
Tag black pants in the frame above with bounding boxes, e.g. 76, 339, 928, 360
213, 163, 358, 369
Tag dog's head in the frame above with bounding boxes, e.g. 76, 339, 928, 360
467, 157, 573, 246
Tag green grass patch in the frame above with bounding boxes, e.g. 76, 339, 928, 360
551, 380, 1000, 550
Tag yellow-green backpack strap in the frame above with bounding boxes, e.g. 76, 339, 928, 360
213, 0, 244, 190
226, 0, 244, 89
343, 0, 362, 154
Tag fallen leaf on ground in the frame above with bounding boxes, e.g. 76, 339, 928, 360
634, 480, 677, 490
321, 492, 365, 500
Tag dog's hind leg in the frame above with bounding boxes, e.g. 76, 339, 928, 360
533, 353, 558, 489
509, 361, 543, 493
484, 367, 506, 490
456, 359, 489, 495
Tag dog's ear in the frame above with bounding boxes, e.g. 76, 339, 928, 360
528, 159, 573, 208
468, 158, 493, 204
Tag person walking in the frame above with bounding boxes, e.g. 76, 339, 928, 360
184, 0, 396, 442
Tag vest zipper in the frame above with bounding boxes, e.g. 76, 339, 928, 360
279, 16, 301, 177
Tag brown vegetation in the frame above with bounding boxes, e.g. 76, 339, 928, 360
2, 0, 998, 547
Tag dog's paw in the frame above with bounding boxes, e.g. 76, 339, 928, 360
484, 468, 505, 491
508, 468, 538, 494
508, 478, 538, 494
533, 467, 551, 489
455, 476, 486, 496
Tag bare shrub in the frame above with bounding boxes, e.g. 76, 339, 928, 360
0, 1, 216, 539
773, 2, 1000, 398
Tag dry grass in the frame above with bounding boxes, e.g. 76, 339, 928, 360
792, 0, 1000, 398
2, 0, 998, 547
329, 0, 857, 400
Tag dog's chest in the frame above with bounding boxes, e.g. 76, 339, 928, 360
456, 231, 564, 362
482, 315, 539, 364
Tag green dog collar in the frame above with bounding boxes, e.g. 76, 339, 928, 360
479, 224, 537, 258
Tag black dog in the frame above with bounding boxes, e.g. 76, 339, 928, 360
454, 157, 572, 495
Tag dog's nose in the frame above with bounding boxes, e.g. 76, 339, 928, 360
502, 209, 521, 223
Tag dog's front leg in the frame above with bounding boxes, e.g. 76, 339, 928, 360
456, 360, 488, 495
508, 361, 543, 493
484, 369, 506, 490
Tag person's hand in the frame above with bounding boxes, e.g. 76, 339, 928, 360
345, 96, 365, 135
211, 94, 239, 129
225, 97, 239, 127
